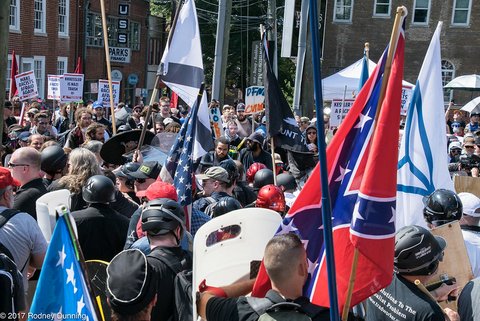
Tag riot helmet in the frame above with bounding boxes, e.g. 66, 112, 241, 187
141, 198, 186, 241
276, 173, 297, 192
82, 175, 116, 204
256, 184, 286, 213
246, 162, 267, 184
253, 169, 274, 189
423, 189, 463, 227
41, 145, 68, 175
211, 197, 242, 218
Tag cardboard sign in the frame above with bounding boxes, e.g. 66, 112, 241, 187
330, 99, 355, 128
60, 73, 84, 102
209, 107, 224, 138
454, 175, 480, 197
97, 79, 120, 107
245, 86, 265, 115
15, 70, 38, 101
429, 221, 474, 311
47, 75, 63, 100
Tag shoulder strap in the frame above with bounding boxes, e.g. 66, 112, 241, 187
246, 297, 276, 316
0, 209, 21, 229
148, 248, 189, 274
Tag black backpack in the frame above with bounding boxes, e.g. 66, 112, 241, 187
0, 209, 26, 315
148, 248, 193, 321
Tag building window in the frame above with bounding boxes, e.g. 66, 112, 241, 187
87, 13, 141, 50
9, 0, 20, 31
452, 0, 471, 26
412, 0, 430, 25
34, 0, 46, 33
374, 0, 390, 16
442, 60, 455, 103
57, 57, 68, 75
6, 55, 12, 93
149, 38, 162, 65
58, 0, 69, 36
333, 0, 353, 23
34, 56, 46, 99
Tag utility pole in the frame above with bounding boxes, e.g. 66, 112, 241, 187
0, 1, 9, 137
211, 0, 232, 105
266, 0, 277, 76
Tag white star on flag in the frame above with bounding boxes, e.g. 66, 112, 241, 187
307, 258, 318, 275
389, 207, 395, 223
354, 112, 373, 130
334, 166, 352, 182
278, 219, 298, 234
56, 246, 66, 268
352, 201, 365, 225
77, 295, 85, 314
66, 263, 78, 293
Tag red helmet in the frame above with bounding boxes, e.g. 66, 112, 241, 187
256, 184, 286, 213
246, 162, 267, 183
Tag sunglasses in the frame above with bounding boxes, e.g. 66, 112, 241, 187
465, 145, 475, 149
8, 162, 30, 168
307, 131, 316, 135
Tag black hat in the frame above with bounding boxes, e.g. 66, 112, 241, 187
107, 249, 158, 315
100, 130, 155, 165
130, 161, 161, 180
247, 132, 264, 146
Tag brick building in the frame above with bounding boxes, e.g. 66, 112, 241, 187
321, 0, 480, 105
7, 0, 165, 104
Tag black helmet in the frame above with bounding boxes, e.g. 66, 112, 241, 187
423, 189, 462, 226
394, 225, 446, 276
219, 159, 240, 182
253, 169, 274, 189
211, 197, 242, 218
41, 145, 68, 174
82, 175, 116, 204
141, 198, 185, 236
276, 173, 297, 192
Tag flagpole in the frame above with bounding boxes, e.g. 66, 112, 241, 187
308, 0, 340, 317
136, 77, 160, 152
270, 137, 277, 183
99, 0, 117, 135
57, 206, 103, 321
340, 8, 406, 321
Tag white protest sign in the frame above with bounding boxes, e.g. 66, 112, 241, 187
97, 79, 120, 107
209, 107, 224, 138
401, 86, 414, 115
330, 99, 355, 128
15, 71, 38, 101
245, 86, 265, 115
47, 75, 63, 100
60, 73, 84, 102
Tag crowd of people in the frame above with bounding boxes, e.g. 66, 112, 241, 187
1, 95, 480, 321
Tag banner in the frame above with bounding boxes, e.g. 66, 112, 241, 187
60, 73, 84, 102
245, 86, 265, 115
97, 79, 120, 107
15, 70, 38, 101
47, 75, 63, 100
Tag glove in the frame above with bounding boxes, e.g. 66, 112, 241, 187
198, 279, 227, 297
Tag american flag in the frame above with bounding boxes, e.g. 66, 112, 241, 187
29, 215, 98, 321
160, 87, 213, 229
253, 16, 406, 312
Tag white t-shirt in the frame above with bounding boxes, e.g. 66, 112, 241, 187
0, 207, 47, 291
462, 228, 480, 278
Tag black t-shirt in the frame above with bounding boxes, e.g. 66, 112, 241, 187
458, 278, 480, 321
366, 274, 444, 321
147, 246, 191, 321
13, 178, 48, 220
239, 149, 273, 171
206, 290, 330, 321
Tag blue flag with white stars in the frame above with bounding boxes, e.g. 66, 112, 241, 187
29, 215, 98, 321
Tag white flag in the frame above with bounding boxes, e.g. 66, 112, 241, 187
396, 22, 454, 229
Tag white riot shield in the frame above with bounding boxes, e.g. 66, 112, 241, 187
36, 189, 71, 242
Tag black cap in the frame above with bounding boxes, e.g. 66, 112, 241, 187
130, 161, 161, 179
107, 249, 158, 315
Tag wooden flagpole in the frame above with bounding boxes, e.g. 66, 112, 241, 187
99, 0, 117, 135
341, 7, 407, 321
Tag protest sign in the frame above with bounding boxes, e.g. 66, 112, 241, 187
97, 79, 120, 107
209, 106, 224, 138
330, 99, 355, 128
47, 75, 62, 100
245, 86, 265, 115
401, 86, 414, 115
60, 73, 84, 102
15, 70, 38, 101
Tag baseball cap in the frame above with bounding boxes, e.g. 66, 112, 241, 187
137, 181, 178, 200
107, 249, 158, 315
274, 153, 283, 164
17, 131, 31, 142
236, 103, 246, 112
130, 161, 161, 180
0, 167, 20, 189
459, 192, 480, 217
113, 162, 141, 179
93, 101, 104, 109
28, 108, 39, 115
197, 166, 230, 183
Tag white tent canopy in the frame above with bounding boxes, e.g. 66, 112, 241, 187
322, 58, 414, 101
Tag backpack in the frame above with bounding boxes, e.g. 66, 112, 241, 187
148, 248, 193, 321
247, 290, 326, 321
0, 209, 25, 315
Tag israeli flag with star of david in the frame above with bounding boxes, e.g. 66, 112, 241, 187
29, 215, 98, 321
396, 22, 454, 229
